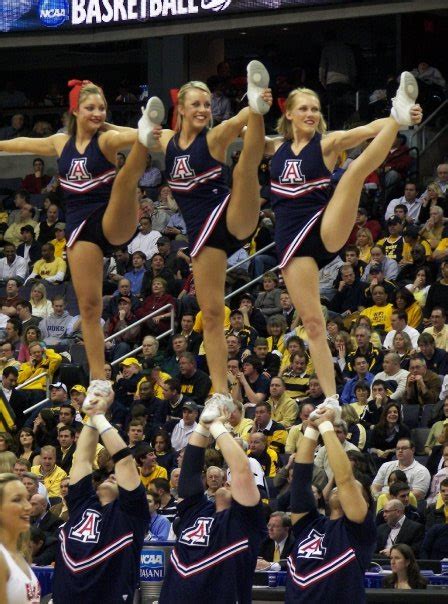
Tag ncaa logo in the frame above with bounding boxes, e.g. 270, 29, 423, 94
201, 0, 232, 11
38, 0, 69, 28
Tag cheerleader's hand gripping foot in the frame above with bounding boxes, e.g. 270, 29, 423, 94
201, 393, 236, 425
138, 96, 165, 148
82, 379, 114, 414
247, 60, 271, 115
391, 72, 419, 126
309, 394, 341, 422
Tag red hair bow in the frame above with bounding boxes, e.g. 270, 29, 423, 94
68, 79, 92, 113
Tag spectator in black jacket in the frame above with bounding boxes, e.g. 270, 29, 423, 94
112, 357, 143, 425
55, 425, 76, 474
256, 512, 295, 571
376, 481, 423, 525
179, 313, 202, 355
421, 524, 448, 559
103, 278, 141, 320
423, 260, 448, 320
30, 526, 58, 566
253, 337, 281, 378
417, 332, 448, 376
425, 478, 448, 529
133, 380, 167, 438
376, 499, 425, 557
17, 225, 41, 271
178, 352, 211, 405
239, 293, 267, 337
328, 262, 365, 316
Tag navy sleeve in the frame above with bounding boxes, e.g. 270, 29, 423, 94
118, 483, 151, 522
66, 474, 98, 516
344, 511, 377, 547
292, 508, 321, 539
231, 500, 267, 537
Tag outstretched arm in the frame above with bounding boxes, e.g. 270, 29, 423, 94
69, 423, 99, 485
312, 409, 368, 523
0, 134, 62, 156
290, 427, 319, 526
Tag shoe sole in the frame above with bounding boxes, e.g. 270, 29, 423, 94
398, 71, 418, 103
247, 60, 270, 114
145, 96, 165, 126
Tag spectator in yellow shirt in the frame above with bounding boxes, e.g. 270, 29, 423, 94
31, 445, 67, 500
18, 341, 62, 392
50, 222, 67, 259
134, 443, 168, 489
360, 285, 393, 334
4, 204, 38, 247
26, 242, 67, 284
433, 236, 448, 262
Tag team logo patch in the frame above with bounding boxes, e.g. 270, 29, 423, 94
179, 517, 214, 547
279, 159, 305, 184
66, 158, 92, 181
170, 155, 195, 180
297, 529, 327, 560
69, 509, 102, 543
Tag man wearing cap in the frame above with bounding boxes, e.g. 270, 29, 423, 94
377, 216, 405, 263
17, 224, 41, 271
69, 384, 87, 412
347, 207, 381, 244
401, 225, 432, 264
113, 358, 143, 424
0, 241, 28, 285
26, 241, 67, 284
103, 278, 141, 321
170, 401, 199, 452
50, 222, 66, 259
385, 182, 422, 224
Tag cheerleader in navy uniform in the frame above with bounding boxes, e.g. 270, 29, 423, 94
0, 80, 164, 406
263, 73, 422, 418
147, 62, 272, 421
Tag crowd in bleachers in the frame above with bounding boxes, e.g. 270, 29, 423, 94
0, 80, 447, 581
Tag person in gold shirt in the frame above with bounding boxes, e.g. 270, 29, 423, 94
50, 222, 67, 259
360, 284, 393, 334
133, 443, 168, 490
225, 400, 253, 440
31, 445, 67, 500
266, 376, 298, 428
26, 242, 67, 284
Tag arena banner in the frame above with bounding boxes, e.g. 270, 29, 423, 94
0, 0, 357, 33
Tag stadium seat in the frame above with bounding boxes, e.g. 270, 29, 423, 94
411, 427, 430, 455
69, 343, 89, 379
56, 363, 87, 390
421, 404, 434, 428
402, 404, 420, 429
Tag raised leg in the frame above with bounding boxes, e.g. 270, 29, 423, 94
320, 117, 401, 252
67, 242, 106, 379
191, 246, 228, 394
282, 256, 336, 396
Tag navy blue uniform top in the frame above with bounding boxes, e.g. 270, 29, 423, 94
52, 474, 150, 604
285, 509, 376, 603
57, 133, 116, 237
165, 129, 230, 252
159, 492, 266, 604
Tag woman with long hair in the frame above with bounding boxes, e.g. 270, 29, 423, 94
391, 331, 414, 370
151, 429, 176, 474
263, 74, 421, 422
394, 287, 423, 329
383, 543, 427, 589
0, 473, 40, 602
405, 266, 432, 307
369, 402, 411, 464
0, 80, 163, 408
15, 429, 39, 466
355, 227, 374, 263
29, 283, 52, 319
0, 434, 15, 455
17, 326, 44, 363
266, 314, 288, 354
149, 62, 272, 420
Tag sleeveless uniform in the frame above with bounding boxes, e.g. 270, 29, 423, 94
159, 493, 266, 603
58, 133, 117, 254
285, 509, 376, 603
165, 129, 246, 257
52, 474, 150, 604
270, 133, 336, 269
0, 544, 40, 603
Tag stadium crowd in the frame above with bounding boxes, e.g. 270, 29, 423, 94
0, 84, 447, 591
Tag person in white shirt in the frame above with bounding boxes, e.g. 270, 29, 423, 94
423, 306, 448, 352
127, 216, 161, 260
0, 243, 27, 285
314, 420, 359, 481
385, 183, 422, 223
372, 352, 409, 402
371, 437, 431, 500
383, 310, 420, 349
170, 401, 199, 452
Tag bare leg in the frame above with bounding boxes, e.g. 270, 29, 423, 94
283, 256, 336, 396
226, 110, 266, 240
102, 141, 148, 245
321, 117, 401, 252
67, 242, 105, 379
192, 247, 228, 394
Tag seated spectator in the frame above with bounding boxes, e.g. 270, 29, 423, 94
341, 404, 366, 450
225, 309, 257, 351
139, 153, 162, 195
251, 401, 287, 454
0, 279, 25, 319
0, 341, 21, 372
355, 227, 374, 263
178, 352, 211, 405
425, 398, 448, 455
376, 499, 424, 558
247, 431, 278, 478
178, 314, 202, 355
314, 420, 359, 484
134, 380, 167, 436
112, 358, 143, 424
126, 420, 145, 450
18, 325, 43, 365
420, 522, 448, 559
255, 272, 282, 319
417, 332, 448, 376
341, 355, 374, 404
266, 315, 287, 355
204, 466, 225, 501
404, 356, 441, 406
423, 259, 448, 319
30, 525, 58, 566
26, 242, 67, 284
37, 202, 59, 245
377, 216, 406, 263
30, 494, 64, 538
55, 425, 76, 474
224, 400, 253, 440
128, 216, 161, 259
133, 443, 168, 489
141, 252, 176, 298
16, 301, 40, 333
423, 306, 448, 352
383, 310, 420, 349
348, 207, 381, 246
420, 205, 445, 250
252, 337, 281, 378
345, 325, 383, 376
124, 251, 147, 296
104, 296, 140, 362
327, 262, 365, 318
257, 512, 294, 571
136, 277, 176, 337
373, 352, 409, 402
32, 409, 58, 449
363, 246, 399, 282
39, 296, 77, 348
238, 292, 267, 337
385, 183, 422, 224
390, 331, 414, 370
369, 403, 410, 464
162, 377, 192, 421
31, 445, 67, 501
0, 242, 27, 285
50, 223, 66, 259
395, 288, 422, 329
17, 342, 62, 397
348, 379, 371, 419
4, 204, 38, 247
319, 255, 344, 302
372, 436, 431, 501
382, 544, 427, 589
21, 158, 51, 194
381, 133, 413, 193
235, 354, 270, 418
426, 450, 448, 507
144, 492, 171, 541
376, 478, 420, 522
170, 401, 199, 452
281, 352, 310, 401
360, 285, 394, 334
29, 282, 52, 319
103, 278, 141, 321
0, 113, 28, 139
285, 402, 315, 454
266, 376, 298, 428
149, 477, 177, 523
